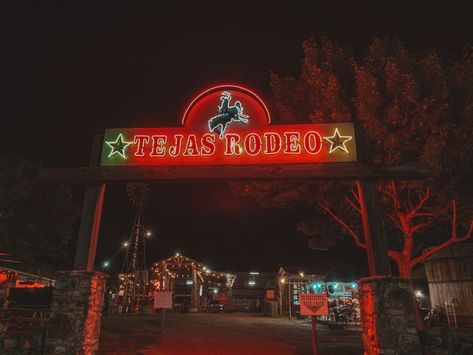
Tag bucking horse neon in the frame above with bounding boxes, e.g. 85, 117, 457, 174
208, 92, 249, 138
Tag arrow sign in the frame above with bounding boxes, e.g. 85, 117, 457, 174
300, 293, 328, 316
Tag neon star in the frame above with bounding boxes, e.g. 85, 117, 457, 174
323, 128, 352, 153
105, 133, 133, 159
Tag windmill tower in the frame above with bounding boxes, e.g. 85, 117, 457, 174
121, 183, 150, 312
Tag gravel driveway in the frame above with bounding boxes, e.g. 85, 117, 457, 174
99, 312, 362, 355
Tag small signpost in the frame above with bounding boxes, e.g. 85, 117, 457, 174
154, 291, 173, 335
300, 293, 328, 355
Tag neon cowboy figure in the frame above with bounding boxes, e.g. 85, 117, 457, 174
208, 92, 249, 138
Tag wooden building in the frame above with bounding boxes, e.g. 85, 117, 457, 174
149, 254, 235, 312
230, 272, 276, 312
424, 243, 473, 325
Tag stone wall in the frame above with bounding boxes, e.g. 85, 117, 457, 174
358, 276, 421, 354
44, 270, 107, 354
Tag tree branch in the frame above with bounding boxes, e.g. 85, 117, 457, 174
344, 196, 361, 214
388, 250, 401, 261
350, 186, 360, 205
410, 200, 473, 267
388, 213, 403, 231
320, 204, 366, 249
407, 188, 431, 219
387, 180, 401, 211
412, 221, 432, 233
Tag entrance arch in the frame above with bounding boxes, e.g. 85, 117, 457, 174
39, 84, 428, 354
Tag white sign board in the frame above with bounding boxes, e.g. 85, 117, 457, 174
154, 291, 173, 309
300, 293, 328, 316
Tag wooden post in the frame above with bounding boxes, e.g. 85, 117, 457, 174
161, 308, 166, 335
191, 262, 199, 311
359, 181, 392, 276
73, 134, 106, 271
311, 316, 318, 355
288, 281, 292, 320
355, 125, 391, 276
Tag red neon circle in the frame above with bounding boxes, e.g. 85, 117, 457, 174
181, 84, 271, 126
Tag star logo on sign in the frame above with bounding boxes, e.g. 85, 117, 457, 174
323, 128, 353, 154
105, 133, 132, 159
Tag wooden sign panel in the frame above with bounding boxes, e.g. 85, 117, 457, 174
101, 85, 357, 167
154, 291, 173, 309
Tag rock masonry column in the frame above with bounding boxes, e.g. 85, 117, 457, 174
45, 271, 107, 354
358, 276, 422, 355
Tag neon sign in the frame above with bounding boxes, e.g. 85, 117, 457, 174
101, 85, 357, 166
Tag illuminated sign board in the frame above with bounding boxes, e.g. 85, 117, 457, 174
101, 85, 357, 166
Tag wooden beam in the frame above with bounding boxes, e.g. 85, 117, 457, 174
73, 134, 106, 271
355, 125, 391, 276
39, 163, 429, 184
360, 180, 392, 276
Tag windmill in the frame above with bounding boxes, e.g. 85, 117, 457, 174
121, 183, 151, 313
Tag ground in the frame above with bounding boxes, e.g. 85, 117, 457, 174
99, 312, 363, 355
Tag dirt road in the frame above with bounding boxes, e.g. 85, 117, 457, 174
99, 312, 362, 355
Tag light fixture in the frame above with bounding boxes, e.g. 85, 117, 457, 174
123, 241, 129, 248
103, 261, 110, 268
146, 231, 152, 237
299, 272, 304, 277
415, 290, 423, 298
280, 278, 286, 284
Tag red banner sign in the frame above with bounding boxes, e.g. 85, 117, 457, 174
101, 85, 357, 166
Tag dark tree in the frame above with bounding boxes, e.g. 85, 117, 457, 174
0, 153, 78, 267
232, 38, 473, 279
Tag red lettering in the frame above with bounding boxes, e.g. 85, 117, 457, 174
224, 134, 242, 155
264, 132, 282, 155
134, 135, 150, 157
303, 131, 322, 155
169, 134, 184, 157
201, 133, 216, 156
244, 133, 262, 156
284, 132, 301, 154
150, 135, 167, 157
183, 134, 200, 156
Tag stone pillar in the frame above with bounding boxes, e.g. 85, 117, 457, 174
45, 271, 107, 354
358, 276, 421, 355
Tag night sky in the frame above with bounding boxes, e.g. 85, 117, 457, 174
3, 2, 472, 277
